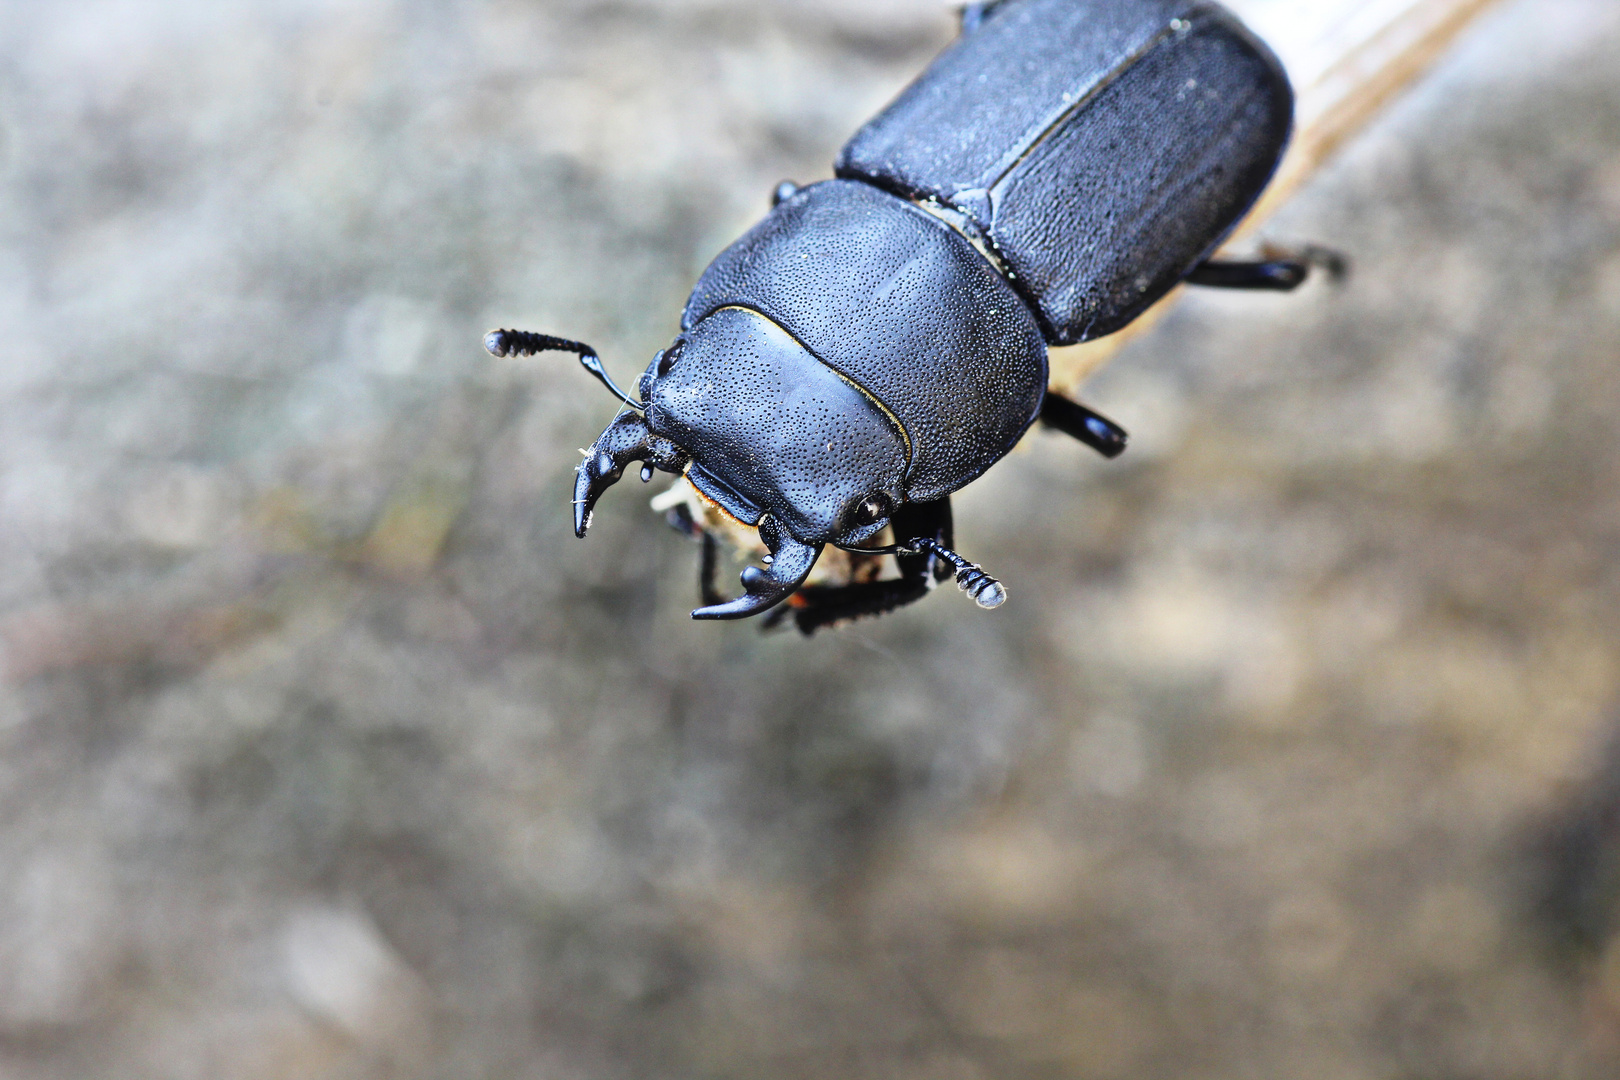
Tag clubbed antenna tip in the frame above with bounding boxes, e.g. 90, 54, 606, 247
484, 328, 642, 411
901, 537, 1006, 609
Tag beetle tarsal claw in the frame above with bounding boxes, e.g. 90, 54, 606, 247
573, 411, 653, 537
691, 518, 823, 621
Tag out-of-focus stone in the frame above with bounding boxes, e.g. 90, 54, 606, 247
0, 848, 119, 1032
1267, 890, 1354, 981
1406, 884, 1501, 976
1069, 714, 1149, 798
279, 903, 430, 1048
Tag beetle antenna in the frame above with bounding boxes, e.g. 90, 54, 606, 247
898, 537, 1005, 609
485, 329, 643, 411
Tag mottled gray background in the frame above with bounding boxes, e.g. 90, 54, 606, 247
2, 0, 1620, 1077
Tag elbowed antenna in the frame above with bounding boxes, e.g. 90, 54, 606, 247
898, 537, 1006, 609
691, 516, 823, 621
485, 329, 643, 411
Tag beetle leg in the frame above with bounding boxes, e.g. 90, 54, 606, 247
691, 516, 823, 621
767, 576, 930, 635
661, 501, 728, 608
698, 531, 726, 609
766, 498, 954, 635
664, 501, 700, 539
1186, 245, 1348, 291
1186, 258, 1305, 290
1040, 392, 1128, 459
958, 1, 1012, 35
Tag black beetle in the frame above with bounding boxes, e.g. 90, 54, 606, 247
488, 0, 1339, 633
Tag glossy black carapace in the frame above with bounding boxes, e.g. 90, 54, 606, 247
489, 0, 1337, 633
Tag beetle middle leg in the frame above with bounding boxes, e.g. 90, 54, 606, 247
1186, 244, 1349, 291
958, 1, 1013, 34
765, 498, 956, 636
1040, 392, 1128, 459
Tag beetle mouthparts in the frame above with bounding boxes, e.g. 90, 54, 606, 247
692, 516, 823, 620
574, 412, 654, 537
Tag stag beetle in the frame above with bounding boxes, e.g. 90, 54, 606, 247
488, 0, 1340, 633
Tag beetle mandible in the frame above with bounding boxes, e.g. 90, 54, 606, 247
488, 0, 1340, 633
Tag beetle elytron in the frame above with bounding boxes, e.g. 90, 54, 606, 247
488, 0, 1338, 633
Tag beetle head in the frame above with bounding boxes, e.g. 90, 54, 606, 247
574, 305, 910, 619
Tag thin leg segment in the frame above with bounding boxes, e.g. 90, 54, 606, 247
1186, 258, 1306, 290
1186, 244, 1349, 292
1040, 393, 1128, 459
959, 1, 1013, 34
664, 502, 726, 609
699, 532, 725, 610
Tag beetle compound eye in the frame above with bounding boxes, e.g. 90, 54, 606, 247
848, 496, 889, 529
656, 343, 683, 377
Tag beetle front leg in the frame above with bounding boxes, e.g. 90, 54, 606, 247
661, 501, 729, 609
1186, 244, 1348, 291
698, 531, 725, 609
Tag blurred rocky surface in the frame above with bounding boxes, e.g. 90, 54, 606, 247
1, 0, 1620, 1077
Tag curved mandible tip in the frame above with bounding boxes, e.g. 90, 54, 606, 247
692, 517, 823, 621
574, 411, 653, 537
